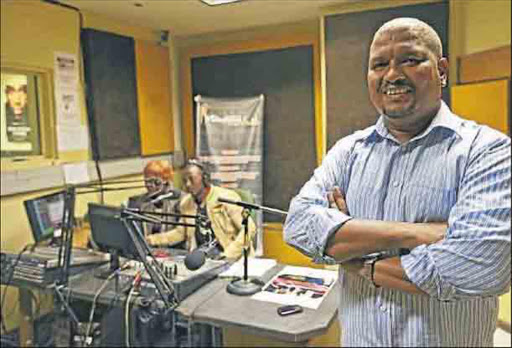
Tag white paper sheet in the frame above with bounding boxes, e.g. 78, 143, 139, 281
57, 124, 88, 152
63, 162, 90, 184
219, 257, 277, 278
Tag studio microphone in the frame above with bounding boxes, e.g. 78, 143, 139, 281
217, 197, 288, 216
184, 240, 219, 271
217, 197, 259, 210
149, 189, 181, 205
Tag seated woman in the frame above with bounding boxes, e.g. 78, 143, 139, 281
146, 159, 256, 260
129, 160, 183, 237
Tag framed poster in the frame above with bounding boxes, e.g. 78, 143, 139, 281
1, 71, 42, 157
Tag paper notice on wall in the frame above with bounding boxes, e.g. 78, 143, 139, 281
57, 124, 89, 152
63, 162, 90, 185
55, 52, 78, 89
54, 52, 88, 151
56, 86, 80, 126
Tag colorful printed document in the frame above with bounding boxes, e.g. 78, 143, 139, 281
252, 265, 338, 309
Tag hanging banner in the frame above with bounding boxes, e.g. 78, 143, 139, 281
195, 95, 264, 255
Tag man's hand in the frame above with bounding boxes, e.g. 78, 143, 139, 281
327, 186, 348, 214
327, 186, 446, 248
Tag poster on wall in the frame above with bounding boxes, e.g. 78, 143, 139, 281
195, 94, 265, 254
0, 72, 41, 156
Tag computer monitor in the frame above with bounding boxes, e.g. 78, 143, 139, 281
88, 203, 139, 259
24, 191, 66, 244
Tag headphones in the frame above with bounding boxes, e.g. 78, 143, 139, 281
185, 158, 211, 186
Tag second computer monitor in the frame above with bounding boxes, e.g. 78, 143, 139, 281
24, 190, 66, 244
88, 203, 139, 259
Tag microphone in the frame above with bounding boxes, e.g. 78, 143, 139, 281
149, 189, 181, 205
217, 197, 288, 216
184, 241, 219, 271
217, 197, 259, 210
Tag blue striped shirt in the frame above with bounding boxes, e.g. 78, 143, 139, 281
284, 102, 511, 347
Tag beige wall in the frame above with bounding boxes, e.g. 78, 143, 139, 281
0, 0, 156, 332
451, 0, 511, 56
449, 0, 511, 84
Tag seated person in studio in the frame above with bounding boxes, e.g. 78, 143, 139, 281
129, 160, 184, 237
146, 158, 256, 260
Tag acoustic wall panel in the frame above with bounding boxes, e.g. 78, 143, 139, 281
82, 28, 141, 160
325, 2, 449, 149
191, 46, 316, 222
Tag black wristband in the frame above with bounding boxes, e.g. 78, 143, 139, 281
369, 257, 380, 288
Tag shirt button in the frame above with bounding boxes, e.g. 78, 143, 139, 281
392, 181, 399, 187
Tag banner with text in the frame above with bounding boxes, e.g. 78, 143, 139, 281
195, 95, 264, 254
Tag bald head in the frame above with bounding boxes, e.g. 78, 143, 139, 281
372, 18, 443, 59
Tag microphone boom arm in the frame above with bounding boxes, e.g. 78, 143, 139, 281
120, 208, 205, 229
217, 197, 288, 217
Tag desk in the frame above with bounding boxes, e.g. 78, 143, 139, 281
65, 262, 338, 346
188, 264, 338, 344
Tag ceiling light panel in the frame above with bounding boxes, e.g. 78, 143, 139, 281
200, 0, 241, 6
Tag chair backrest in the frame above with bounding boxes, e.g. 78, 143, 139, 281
233, 188, 256, 218
233, 188, 255, 204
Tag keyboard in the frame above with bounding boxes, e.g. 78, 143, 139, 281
1, 246, 109, 286
32, 246, 97, 259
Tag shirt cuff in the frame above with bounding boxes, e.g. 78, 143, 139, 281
313, 211, 353, 264
401, 244, 455, 301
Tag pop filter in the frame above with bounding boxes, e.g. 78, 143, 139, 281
184, 249, 206, 271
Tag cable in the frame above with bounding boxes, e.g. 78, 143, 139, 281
84, 264, 130, 347
83, 274, 115, 346
125, 286, 136, 348
94, 161, 104, 204
125, 270, 142, 348
0, 311, 6, 334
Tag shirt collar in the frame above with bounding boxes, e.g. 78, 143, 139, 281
373, 101, 461, 143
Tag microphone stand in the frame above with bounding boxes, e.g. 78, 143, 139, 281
221, 199, 287, 296
226, 208, 265, 296
48, 179, 191, 345
51, 179, 177, 334
119, 209, 181, 310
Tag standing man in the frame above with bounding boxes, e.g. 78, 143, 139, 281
147, 158, 256, 260
284, 18, 510, 347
